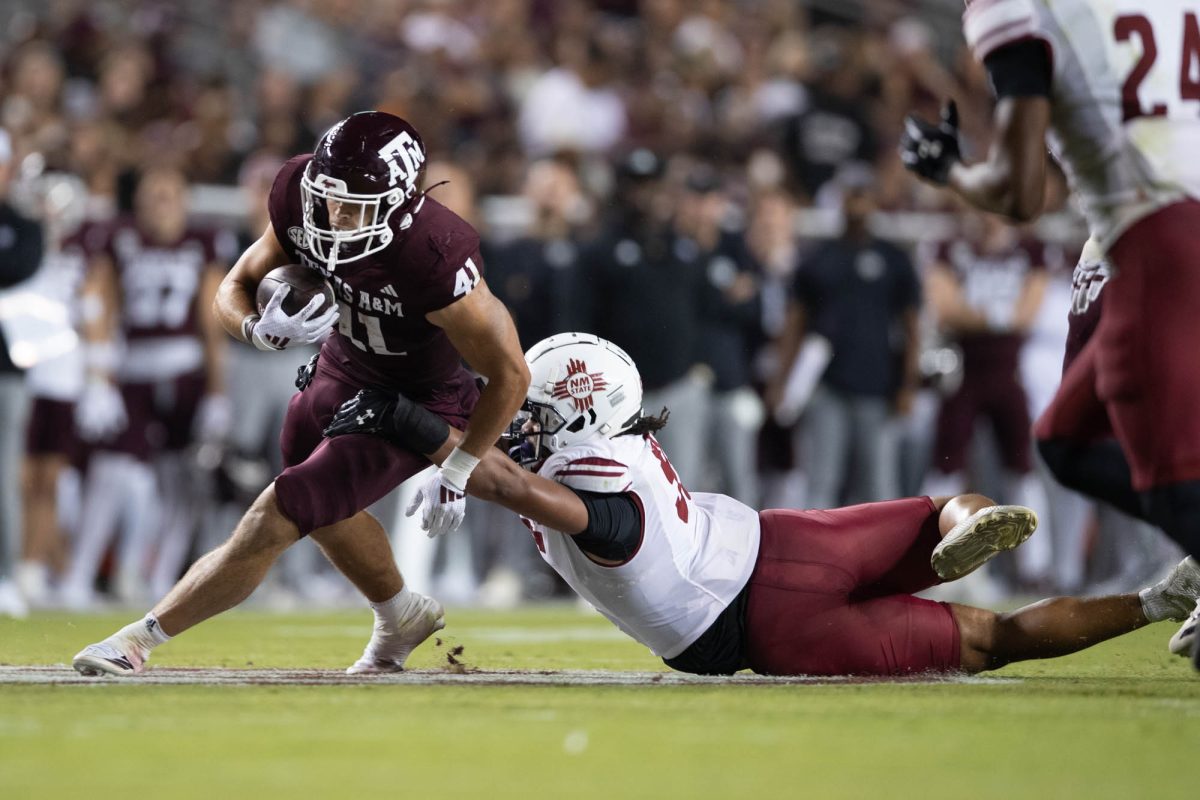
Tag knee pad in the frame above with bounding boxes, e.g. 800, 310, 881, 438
1140, 481, 1200, 558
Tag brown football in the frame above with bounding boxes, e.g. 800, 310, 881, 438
256, 264, 336, 316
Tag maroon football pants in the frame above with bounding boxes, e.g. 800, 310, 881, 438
744, 498, 961, 676
273, 359, 478, 535
1035, 200, 1200, 490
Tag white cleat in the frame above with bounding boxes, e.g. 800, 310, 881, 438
931, 505, 1038, 582
72, 641, 145, 677
346, 594, 446, 675
1168, 598, 1200, 658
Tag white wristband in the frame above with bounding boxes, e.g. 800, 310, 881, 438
241, 313, 261, 343
440, 447, 480, 492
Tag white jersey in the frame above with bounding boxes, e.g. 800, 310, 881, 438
9, 240, 88, 401
524, 434, 760, 659
963, 0, 1200, 250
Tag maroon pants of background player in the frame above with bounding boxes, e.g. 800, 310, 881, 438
1034, 200, 1200, 490
744, 498, 960, 676
100, 370, 207, 461
933, 367, 1032, 474
274, 358, 479, 534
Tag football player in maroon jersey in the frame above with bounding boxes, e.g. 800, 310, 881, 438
73, 112, 529, 677
61, 166, 233, 608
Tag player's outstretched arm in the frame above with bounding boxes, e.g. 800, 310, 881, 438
213, 223, 290, 344
945, 96, 1051, 222
324, 389, 588, 534
901, 37, 1054, 222
428, 425, 589, 535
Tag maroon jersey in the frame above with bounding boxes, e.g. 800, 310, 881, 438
102, 218, 234, 341
928, 238, 1058, 373
268, 154, 483, 392
1063, 245, 1109, 374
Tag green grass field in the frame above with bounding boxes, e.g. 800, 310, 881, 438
2, 607, 1197, 799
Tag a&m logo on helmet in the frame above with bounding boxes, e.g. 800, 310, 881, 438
553, 359, 608, 413
378, 131, 425, 198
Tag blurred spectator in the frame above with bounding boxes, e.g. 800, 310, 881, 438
679, 166, 764, 504
484, 157, 590, 349
770, 165, 920, 508
583, 148, 708, 485
779, 28, 878, 201
518, 35, 627, 157
0, 129, 45, 618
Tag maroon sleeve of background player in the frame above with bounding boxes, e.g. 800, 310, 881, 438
1019, 239, 1048, 272
268, 154, 311, 261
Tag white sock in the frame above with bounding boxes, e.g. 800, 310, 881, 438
371, 585, 416, 626
112, 614, 172, 654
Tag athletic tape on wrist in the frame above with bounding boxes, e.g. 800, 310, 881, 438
441, 447, 480, 492
241, 313, 261, 343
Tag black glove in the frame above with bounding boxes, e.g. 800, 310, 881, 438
324, 388, 397, 438
295, 353, 319, 391
899, 100, 961, 185
324, 388, 450, 455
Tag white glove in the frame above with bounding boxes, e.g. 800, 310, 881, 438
76, 378, 127, 441
404, 448, 480, 538
246, 285, 339, 351
193, 393, 232, 442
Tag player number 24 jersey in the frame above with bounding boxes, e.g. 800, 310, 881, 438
964, 0, 1200, 249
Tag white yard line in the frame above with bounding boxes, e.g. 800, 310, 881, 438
270, 624, 628, 643
0, 665, 1022, 687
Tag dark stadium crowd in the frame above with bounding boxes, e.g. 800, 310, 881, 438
0, 0, 1182, 616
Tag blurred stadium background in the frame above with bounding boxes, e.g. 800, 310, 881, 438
0, 0, 1184, 619
5, 4, 1200, 799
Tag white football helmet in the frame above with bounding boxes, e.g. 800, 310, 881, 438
506, 333, 644, 467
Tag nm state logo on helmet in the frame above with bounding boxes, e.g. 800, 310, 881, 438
553, 359, 608, 413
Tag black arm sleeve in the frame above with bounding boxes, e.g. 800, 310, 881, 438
390, 394, 451, 454
570, 490, 643, 562
984, 38, 1052, 99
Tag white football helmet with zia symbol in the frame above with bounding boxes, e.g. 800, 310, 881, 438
505, 333, 644, 467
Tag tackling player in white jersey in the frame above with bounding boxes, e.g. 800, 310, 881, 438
900, 0, 1200, 668
322, 333, 1198, 677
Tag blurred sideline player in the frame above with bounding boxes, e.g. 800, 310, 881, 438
0, 129, 44, 619
61, 166, 233, 607
72, 111, 530, 677
16, 173, 92, 606
900, 0, 1200, 666
326, 333, 1200, 677
921, 211, 1053, 586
